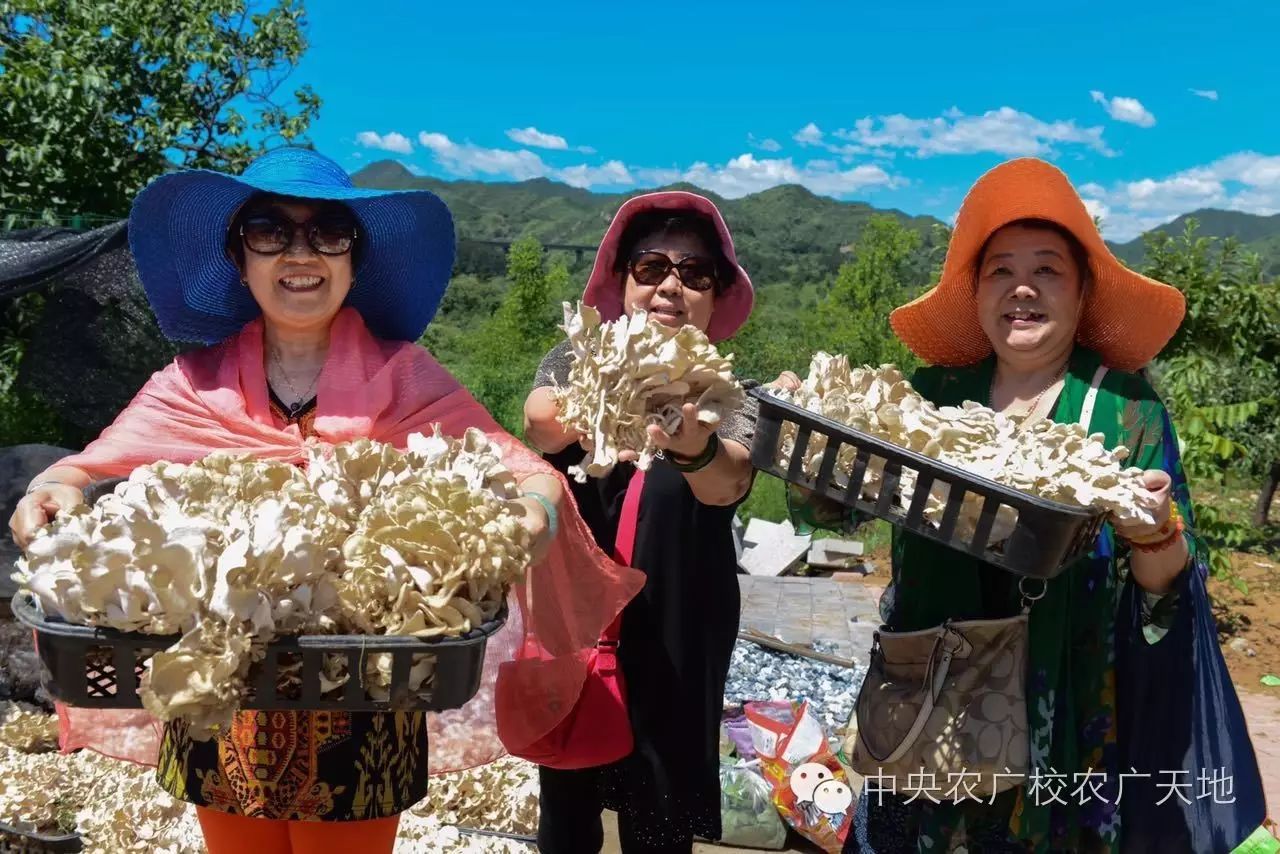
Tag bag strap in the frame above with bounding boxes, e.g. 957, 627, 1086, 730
1079, 365, 1108, 432
601, 468, 646, 645
613, 468, 645, 566
858, 627, 959, 764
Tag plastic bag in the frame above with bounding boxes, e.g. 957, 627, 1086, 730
722, 706, 757, 760
719, 757, 789, 850
745, 700, 855, 853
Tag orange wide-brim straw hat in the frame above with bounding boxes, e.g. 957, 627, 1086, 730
889, 157, 1186, 372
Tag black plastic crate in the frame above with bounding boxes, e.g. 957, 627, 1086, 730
13, 594, 506, 712
748, 387, 1106, 579
0, 822, 81, 854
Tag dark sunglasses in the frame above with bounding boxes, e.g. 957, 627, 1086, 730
627, 251, 719, 292
239, 212, 358, 256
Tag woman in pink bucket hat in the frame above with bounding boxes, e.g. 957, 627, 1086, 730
523, 191, 759, 853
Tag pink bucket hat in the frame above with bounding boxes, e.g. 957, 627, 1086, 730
581, 191, 754, 343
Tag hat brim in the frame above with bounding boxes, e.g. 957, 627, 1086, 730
889, 158, 1185, 372
128, 167, 455, 344
582, 191, 754, 343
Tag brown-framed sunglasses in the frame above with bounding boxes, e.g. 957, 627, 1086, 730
239, 212, 358, 256
627, 251, 719, 292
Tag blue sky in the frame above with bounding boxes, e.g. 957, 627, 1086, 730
293, 0, 1280, 240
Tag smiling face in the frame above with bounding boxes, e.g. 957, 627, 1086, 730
621, 229, 718, 333
234, 197, 356, 337
976, 222, 1087, 367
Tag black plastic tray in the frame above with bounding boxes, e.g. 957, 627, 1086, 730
13, 594, 506, 712
749, 387, 1106, 579
0, 822, 81, 854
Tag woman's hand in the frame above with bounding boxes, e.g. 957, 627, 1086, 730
9, 484, 85, 549
768, 370, 802, 392
645, 402, 717, 462
523, 386, 585, 455
1111, 469, 1173, 541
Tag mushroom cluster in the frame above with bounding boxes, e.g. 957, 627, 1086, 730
0, 704, 544, 852
405, 755, 539, 837
553, 302, 743, 482
13, 428, 533, 737
771, 353, 1157, 540
0, 702, 201, 852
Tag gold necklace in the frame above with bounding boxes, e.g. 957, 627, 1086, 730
269, 348, 323, 415
991, 362, 1068, 420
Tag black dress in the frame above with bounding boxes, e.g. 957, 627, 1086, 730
532, 341, 756, 853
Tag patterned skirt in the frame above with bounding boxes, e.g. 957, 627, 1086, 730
156, 710, 429, 820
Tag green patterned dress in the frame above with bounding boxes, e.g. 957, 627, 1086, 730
794, 346, 1199, 852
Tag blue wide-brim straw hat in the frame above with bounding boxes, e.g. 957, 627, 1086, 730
128, 147, 455, 344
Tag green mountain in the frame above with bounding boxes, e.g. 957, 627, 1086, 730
1110, 209, 1280, 276
351, 161, 947, 287
355, 160, 1280, 282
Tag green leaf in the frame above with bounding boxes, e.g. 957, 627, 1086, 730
1262, 675, 1280, 687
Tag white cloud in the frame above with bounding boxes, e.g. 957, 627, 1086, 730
412, 128, 903, 198
506, 126, 568, 150
1081, 197, 1110, 223
635, 167, 684, 186
418, 131, 550, 180
1080, 151, 1280, 240
1089, 91, 1156, 127
838, 107, 1112, 158
793, 122, 824, 145
356, 131, 414, 154
557, 160, 634, 189
505, 127, 595, 154
748, 133, 783, 152
418, 131, 631, 188
679, 153, 899, 199
1191, 88, 1220, 101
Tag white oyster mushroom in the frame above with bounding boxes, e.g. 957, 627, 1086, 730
140, 619, 257, 738
553, 301, 744, 482
13, 430, 533, 734
772, 354, 1156, 542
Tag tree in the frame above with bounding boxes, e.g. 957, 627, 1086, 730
821, 214, 924, 370
0, 0, 321, 220
1144, 221, 1280, 483
1142, 221, 1280, 577
459, 237, 564, 433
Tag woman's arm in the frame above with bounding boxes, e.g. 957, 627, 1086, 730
9, 463, 93, 548
677, 435, 754, 507
1113, 471, 1191, 595
643, 402, 753, 506
512, 471, 565, 562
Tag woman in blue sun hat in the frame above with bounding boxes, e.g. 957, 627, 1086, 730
10, 147, 644, 853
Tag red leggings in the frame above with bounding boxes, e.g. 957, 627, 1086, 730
196, 807, 400, 854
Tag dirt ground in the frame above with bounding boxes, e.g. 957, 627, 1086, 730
1211, 551, 1280, 694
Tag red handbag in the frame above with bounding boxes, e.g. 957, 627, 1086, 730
503, 470, 644, 770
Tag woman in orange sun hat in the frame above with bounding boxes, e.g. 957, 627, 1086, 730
789, 157, 1268, 853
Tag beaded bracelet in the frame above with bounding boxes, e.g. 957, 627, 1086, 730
1126, 504, 1183, 544
1124, 505, 1185, 553
1130, 517, 1186, 553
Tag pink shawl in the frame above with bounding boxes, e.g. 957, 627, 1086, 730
52, 307, 644, 773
